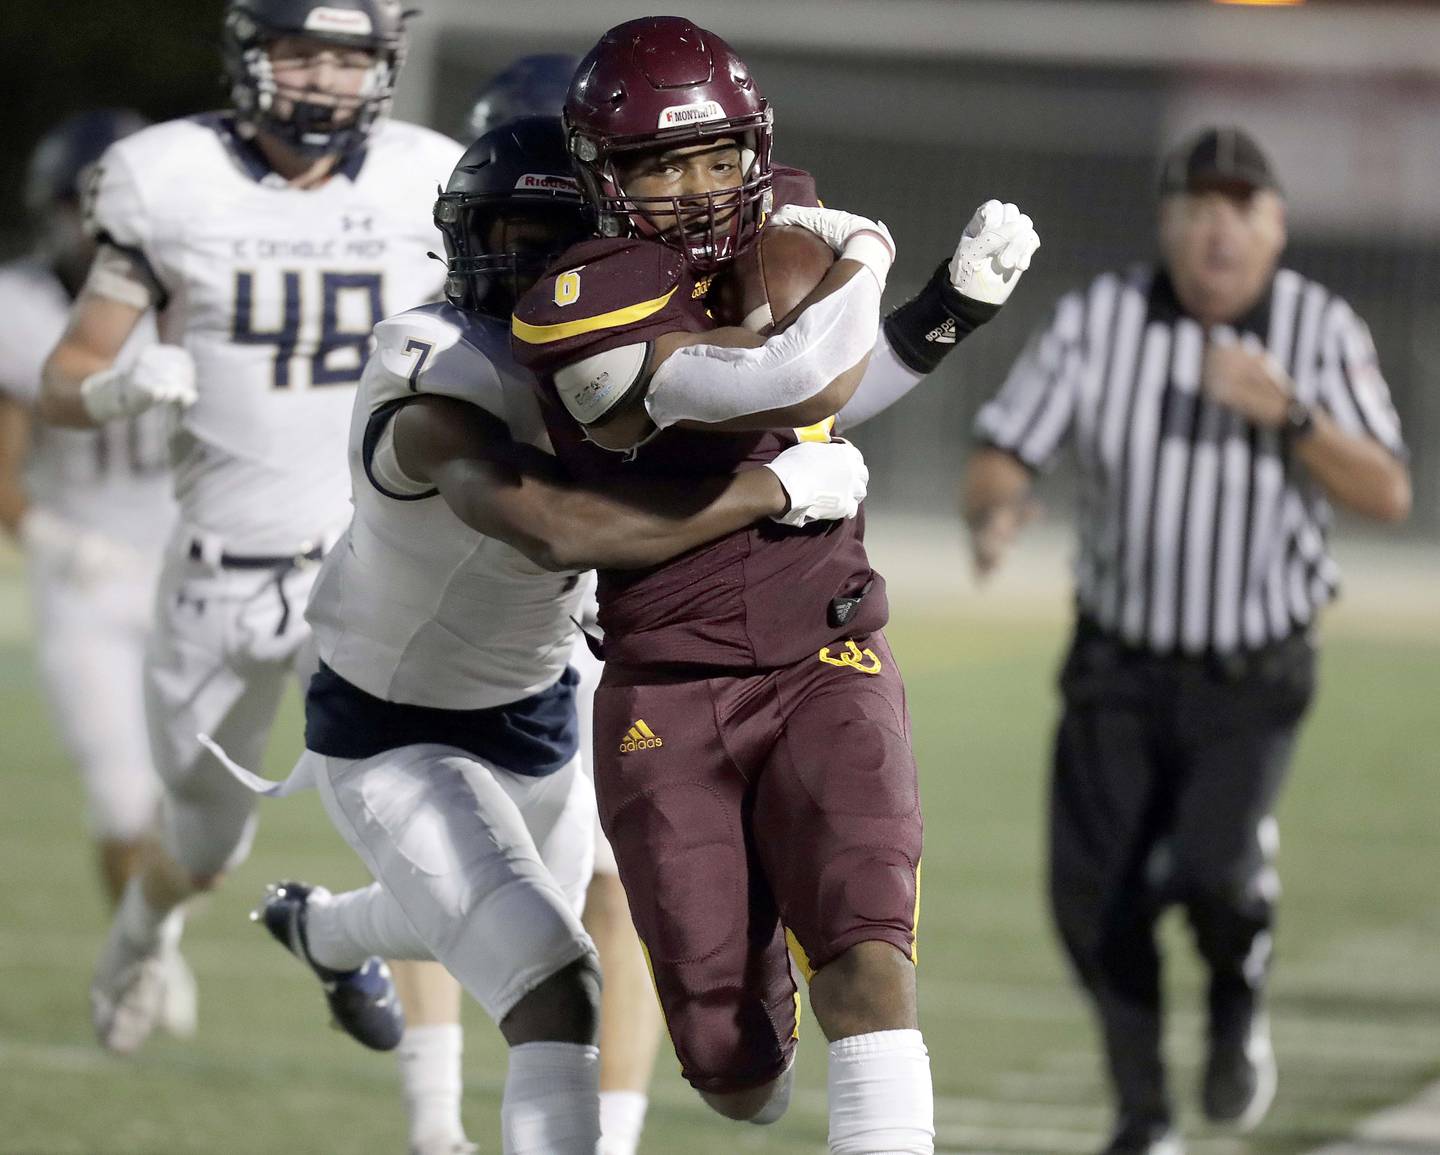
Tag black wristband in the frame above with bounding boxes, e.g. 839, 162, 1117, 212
882, 260, 1002, 375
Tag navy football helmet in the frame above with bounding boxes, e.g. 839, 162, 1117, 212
25, 109, 150, 282
463, 54, 578, 141
223, 0, 408, 158
433, 116, 590, 319
24, 108, 150, 215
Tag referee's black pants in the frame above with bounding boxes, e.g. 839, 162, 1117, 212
1049, 619, 1315, 1127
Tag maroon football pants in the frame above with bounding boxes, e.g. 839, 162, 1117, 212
593, 630, 923, 1094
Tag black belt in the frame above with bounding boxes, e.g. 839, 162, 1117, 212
188, 540, 324, 635
188, 541, 324, 568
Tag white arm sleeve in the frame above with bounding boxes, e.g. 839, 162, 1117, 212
833, 330, 926, 432
644, 271, 882, 429
368, 417, 435, 498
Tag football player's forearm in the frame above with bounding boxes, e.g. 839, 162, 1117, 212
539, 468, 786, 571
645, 269, 881, 433
429, 453, 782, 573
40, 343, 107, 428
0, 398, 31, 537
834, 331, 926, 433
673, 353, 871, 434
39, 287, 152, 428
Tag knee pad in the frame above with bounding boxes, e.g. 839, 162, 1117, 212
432, 872, 595, 1024
747, 1058, 795, 1125
698, 1058, 795, 1125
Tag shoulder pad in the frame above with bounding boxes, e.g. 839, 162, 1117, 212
511, 238, 709, 375
84, 138, 148, 249
368, 303, 509, 420
772, 165, 820, 211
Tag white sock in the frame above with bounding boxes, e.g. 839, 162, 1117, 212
599, 1089, 648, 1155
501, 1041, 601, 1155
115, 878, 167, 950
305, 883, 431, 972
157, 906, 186, 954
397, 1023, 466, 1149
827, 1029, 935, 1155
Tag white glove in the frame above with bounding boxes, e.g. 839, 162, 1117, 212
767, 204, 896, 290
80, 344, 197, 423
762, 439, 869, 528
948, 200, 1040, 306
19, 507, 147, 587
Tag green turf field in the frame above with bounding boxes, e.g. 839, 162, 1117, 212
1, 563, 1437, 1154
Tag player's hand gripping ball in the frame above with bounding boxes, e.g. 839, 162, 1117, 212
767, 203, 895, 289
710, 225, 837, 334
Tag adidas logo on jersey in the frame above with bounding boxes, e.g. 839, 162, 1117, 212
925, 318, 957, 345
620, 720, 663, 753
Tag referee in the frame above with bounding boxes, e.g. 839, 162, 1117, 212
961, 127, 1410, 1155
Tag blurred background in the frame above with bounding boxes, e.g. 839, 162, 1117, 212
0, 2, 1435, 1154
2, 0, 1439, 532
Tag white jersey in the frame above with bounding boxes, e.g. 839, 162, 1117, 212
0, 258, 173, 549
308, 302, 590, 711
86, 113, 463, 554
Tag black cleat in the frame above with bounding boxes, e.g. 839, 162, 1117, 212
1099, 1120, 1185, 1155
254, 881, 405, 1052
1202, 1002, 1276, 1130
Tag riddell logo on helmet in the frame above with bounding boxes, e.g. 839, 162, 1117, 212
658, 101, 726, 129
515, 174, 580, 193
304, 7, 375, 35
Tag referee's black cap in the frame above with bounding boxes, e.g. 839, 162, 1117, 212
1159, 126, 1281, 197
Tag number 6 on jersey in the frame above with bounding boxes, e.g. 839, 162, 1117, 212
553, 269, 581, 307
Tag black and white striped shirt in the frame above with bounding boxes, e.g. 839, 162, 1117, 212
975, 266, 1406, 656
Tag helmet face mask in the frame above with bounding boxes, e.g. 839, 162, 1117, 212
224, 0, 407, 159
565, 17, 774, 274
439, 203, 589, 317
434, 116, 591, 319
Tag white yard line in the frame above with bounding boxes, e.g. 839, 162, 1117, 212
1304, 1079, 1440, 1153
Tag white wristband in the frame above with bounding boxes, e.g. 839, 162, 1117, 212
840, 230, 896, 291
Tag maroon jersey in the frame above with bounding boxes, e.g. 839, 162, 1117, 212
512, 166, 888, 670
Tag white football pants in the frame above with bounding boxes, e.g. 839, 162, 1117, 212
569, 631, 618, 878
309, 742, 597, 1022
145, 545, 320, 880
26, 535, 165, 841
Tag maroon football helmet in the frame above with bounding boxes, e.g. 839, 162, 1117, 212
565, 16, 774, 273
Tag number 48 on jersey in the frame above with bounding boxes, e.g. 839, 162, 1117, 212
232, 268, 384, 389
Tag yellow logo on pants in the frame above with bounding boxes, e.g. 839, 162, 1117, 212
619, 719, 664, 753
817, 640, 882, 675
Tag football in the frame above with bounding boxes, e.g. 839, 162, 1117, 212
711, 225, 836, 334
